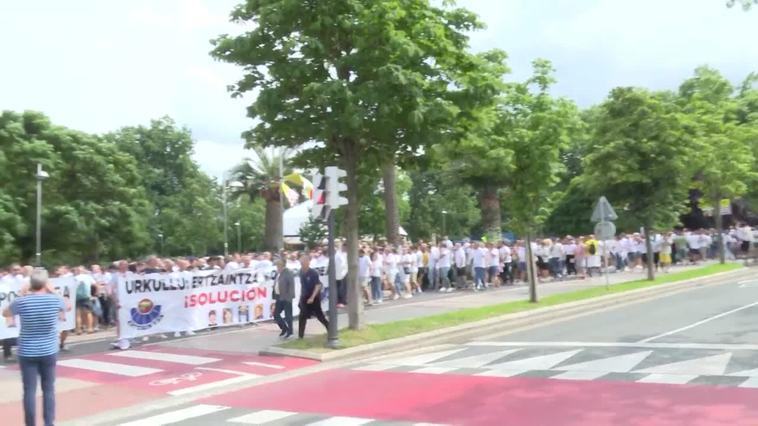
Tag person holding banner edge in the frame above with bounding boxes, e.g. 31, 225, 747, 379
298, 254, 329, 339
273, 259, 295, 339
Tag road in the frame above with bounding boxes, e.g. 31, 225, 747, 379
1, 267, 752, 425
99, 272, 758, 426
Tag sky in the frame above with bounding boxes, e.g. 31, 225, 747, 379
1, 0, 757, 178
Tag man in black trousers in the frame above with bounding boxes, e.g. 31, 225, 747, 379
298, 254, 329, 339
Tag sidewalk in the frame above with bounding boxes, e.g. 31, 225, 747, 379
154, 263, 717, 355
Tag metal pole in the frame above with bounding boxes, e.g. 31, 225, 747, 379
326, 210, 339, 348
526, 232, 538, 303
223, 179, 229, 257
35, 164, 43, 267
279, 152, 284, 251
236, 223, 242, 253
442, 212, 447, 235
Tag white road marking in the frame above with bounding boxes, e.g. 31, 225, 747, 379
306, 417, 374, 426
739, 377, 758, 388
410, 366, 457, 375
636, 373, 697, 385
108, 350, 220, 365
635, 353, 732, 376
551, 370, 608, 381
487, 350, 582, 371
118, 404, 229, 426
738, 279, 758, 288
167, 375, 257, 396
467, 341, 758, 351
196, 367, 257, 376
475, 369, 526, 378
58, 359, 162, 377
352, 364, 396, 372
242, 361, 285, 369
435, 349, 521, 369
387, 348, 467, 367
728, 368, 758, 377
638, 300, 758, 343
554, 351, 653, 373
227, 409, 296, 424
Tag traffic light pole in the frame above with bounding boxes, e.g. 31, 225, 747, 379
326, 210, 340, 348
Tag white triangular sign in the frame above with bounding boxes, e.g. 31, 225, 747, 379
591, 196, 618, 222
635, 353, 732, 376
554, 351, 652, 373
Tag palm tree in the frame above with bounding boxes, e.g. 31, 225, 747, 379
230, 146, 291, 251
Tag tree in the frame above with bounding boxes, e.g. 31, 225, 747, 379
581, 88, 695, 280
300, 216, 327, 250
678, 66, 757, 263
501, 60, 580, 301
229, 146, 291, 251
212, 0, 482, 329
727, 0, 758, 10
106, 118, 223, 256
436, 50, 511, 241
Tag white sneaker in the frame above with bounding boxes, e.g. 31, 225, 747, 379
174, 332, 181, 338
449, 288, 456, 293
375, 299, 383, 304
111, 339, 130, 350
186, 330, 196, 336
402, 294, 412, 299
392, 294, 400, 301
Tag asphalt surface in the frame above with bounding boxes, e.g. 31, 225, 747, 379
101, 270, 758, 426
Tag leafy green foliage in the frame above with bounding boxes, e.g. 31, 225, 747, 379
299, 216, 327, 250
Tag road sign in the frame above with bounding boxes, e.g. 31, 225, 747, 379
594, 221, 616, 240
591, 196, 618, 222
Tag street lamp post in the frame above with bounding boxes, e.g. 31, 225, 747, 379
35, 164, 49, 266
157, 233, 164, 256
222, 176, 244, 257
234, 221, 241, 253
441, 210, 448, 236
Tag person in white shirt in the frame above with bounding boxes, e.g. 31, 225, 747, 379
737, 223, 753, 254
454, 243, 467, 289
486, 243, 500, 286
400, 247, 413, 299
370, 251, 384, 304
548, 239, 564, 279
428, 245, 439, 292
412, 246, 423, 294
385, 247, 402, 300
472, 242, 487, 290
498, 242, 513, 285
358, 249, 373, 305
564, 238, 577, 276
437, 243, 453, 292
335, 245, 348, 307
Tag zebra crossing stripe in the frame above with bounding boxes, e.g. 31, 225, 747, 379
58, 358, 162, 377
108, 350, 220, 365
227, 409, 297, 424
305, 416, 374, 426
118, 404, 229, 426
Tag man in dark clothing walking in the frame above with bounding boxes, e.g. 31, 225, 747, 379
273, 259, 295, 339
298, 254, 329, 339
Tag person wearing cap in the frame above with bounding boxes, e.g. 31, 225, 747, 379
3, 269, 70, 426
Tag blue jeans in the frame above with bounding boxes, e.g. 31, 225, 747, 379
393, 272, 405, 295
438, 267, 451, 289
474, 267, 486, 288
428, 267, 437, 290
371, 276, 383, 301
19, 353, 57, 426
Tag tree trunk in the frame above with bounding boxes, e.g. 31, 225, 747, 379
714, 197, 726, 264
526, 231, 538, 303
479, 184, 501, 241
263, 197, 283, 251
382, 161, 400, 245
342, 142, 363, 330
644, 223, 655, 281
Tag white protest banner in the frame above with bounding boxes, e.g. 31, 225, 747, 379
0, 276, 77, 339
117, 264, 329, 340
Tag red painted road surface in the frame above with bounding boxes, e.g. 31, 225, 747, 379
0, 345, 318, 424
202, 369, 758, 425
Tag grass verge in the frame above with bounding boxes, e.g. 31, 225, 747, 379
280, 263, 742, 351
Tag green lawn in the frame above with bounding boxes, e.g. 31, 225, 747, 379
281, 263, 742, 351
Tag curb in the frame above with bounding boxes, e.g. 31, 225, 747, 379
261, 267, 753, 362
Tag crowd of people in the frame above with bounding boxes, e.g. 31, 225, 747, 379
1, 224, 754, 355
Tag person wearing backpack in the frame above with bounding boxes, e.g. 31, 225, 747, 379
74, 266, 95, 334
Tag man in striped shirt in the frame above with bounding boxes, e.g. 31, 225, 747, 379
3, 269, 68, 426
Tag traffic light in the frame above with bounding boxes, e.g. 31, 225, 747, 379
325, 166, 348, 208
311, 172, 330, 220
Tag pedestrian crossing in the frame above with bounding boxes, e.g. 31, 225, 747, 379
352, 343, 758, 388
117, 405, 447, 426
